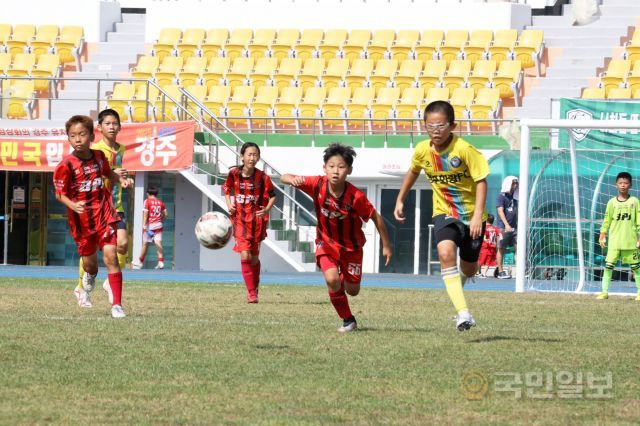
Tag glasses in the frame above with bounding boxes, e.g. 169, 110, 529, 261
425, 123, 450, 132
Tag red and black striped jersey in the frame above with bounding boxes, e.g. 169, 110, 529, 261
298, 176, 374, 254
53, 150, 119, 239
223, 167, 276, 240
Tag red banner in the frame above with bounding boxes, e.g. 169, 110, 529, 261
0, 121, 195, 172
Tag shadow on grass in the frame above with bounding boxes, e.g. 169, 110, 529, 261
357, 326, 435, 333
466, 335, 564, 344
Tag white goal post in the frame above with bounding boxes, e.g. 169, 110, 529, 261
516, 119, 640, 294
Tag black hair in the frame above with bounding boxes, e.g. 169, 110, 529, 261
323, 142, 356, 167
147, 186, 159, 196
616, 172, 632, 184
240, 141, 260, 155
98, 108, 121, 125
424, 100, 455, 125
487, 214, 495, 224
65, 115, 93, 135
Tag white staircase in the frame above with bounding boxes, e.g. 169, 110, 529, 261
50, 13, 145, 120
516, 0, 638, 118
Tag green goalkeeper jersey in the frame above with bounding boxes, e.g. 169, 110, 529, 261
600, 196, 640, 250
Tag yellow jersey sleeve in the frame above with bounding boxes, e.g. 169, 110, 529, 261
461, 143, 490, 182
410, 140, 429, 173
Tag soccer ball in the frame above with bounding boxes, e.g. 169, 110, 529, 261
194, 211, 232, 249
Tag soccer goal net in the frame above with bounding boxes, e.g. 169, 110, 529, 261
516, 119, 640, 295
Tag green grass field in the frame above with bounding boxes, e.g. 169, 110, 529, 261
1, 278, 639, 425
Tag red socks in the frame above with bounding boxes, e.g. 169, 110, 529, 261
252, 260, 261, 291
329, 287, 352, 319
241, 259, 257, 297
107, 272, 123, 306
158, 257, 164, 262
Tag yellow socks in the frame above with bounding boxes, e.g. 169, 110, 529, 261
117, 252, 127, 270
76, 258, 84, 291
442, 266, 468, 313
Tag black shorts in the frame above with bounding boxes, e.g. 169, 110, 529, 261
499, 229, 517, 249
433, 214, 486, 263
117, 212, 127, 230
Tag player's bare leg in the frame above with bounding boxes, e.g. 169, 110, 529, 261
438, 241, 475, 331
133, 242, 149, 269
103, 244, 125, 318
154, 239, 164, 269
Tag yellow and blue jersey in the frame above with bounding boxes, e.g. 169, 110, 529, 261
91, 139, 126, 213
411, 135, 490, 224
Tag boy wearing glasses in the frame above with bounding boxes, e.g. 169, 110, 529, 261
394, 101, 489, 331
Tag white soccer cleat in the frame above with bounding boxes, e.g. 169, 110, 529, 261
155, 261, 164, 270
73, 288, 92, 308
102, 279, 113, 304
111, 304, 126, 318
82, 272, 96, 293
131, 260, 142, 270
455, 310, 476, 332
337, 319, 358, 333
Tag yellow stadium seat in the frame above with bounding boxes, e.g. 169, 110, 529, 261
8, 53, 36, 77
390, 30, 419, 62
489, 29, 518, 63
155, 56, 184, 87
424, 87, 450, 106
321, 58, 349, 91
203, 85, 232, 118
131, 56, 160, 83
442, 59, 471, 91
414, 30, 444, 63
449, 87, 474, 119
438, 30, 468, 64
273, 57, 302, 90
201, 29, 228, 60
346, 87, 376, 122
321, 87, 351, 128
152, 28, 181, 62
467, 60, 497, 93
464, 30, 492, 64
625, 61, 640, 94
225, 57, 254, 88
30, 25, 59, 58
131, 84, 160, 122
513, 29, 544, 76
345, 58, 374, 89
249, 85, 278, 120
395, 87, 424, 120
298, 86, 326, 126
31, 53, 60, 93
492, 60, 522, 106
54, 26, 84, 69
393, 59, 422, 91
0, 24, 11, 45
226, 85, 256, 123
270, 29, 300, 61
0, 52, 11, 74
582, 88, 606, 99
370, 87, 400, 121
202, 57, 231, 88
106, 83, 136, 121
249, 57, 278, 89
418, 60, 447, 91
469, 87, 501, 132
178, 56, 207, 87
607, 87, 632, 99
6, 80, 35, 119
624, 30, 640, 62
369, 59, 398, 91
599, 59, 631, 92
633, 89, 640, 99
367, 30, 396, 62
156, 84, 183, 121
177, 28, 205, 59
294, 29, 324, 61
6, 24, 35, 57
274, 86, 303, 126
224, 29, 253, 61
343, 30, 371, 63
247, 28, 276, 60
296, 58, 325, 91
318, 29, 347, 61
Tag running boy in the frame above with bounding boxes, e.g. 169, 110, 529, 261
53, 115, 130, 318
478, 214, 500, 278
223, 142, 277, 303
394, 101, 489, 331
281, 143, 392, 332
132, 186, 168, 270
597, 172, 640, 300
74, 109, 133, 307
